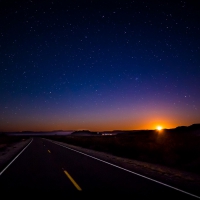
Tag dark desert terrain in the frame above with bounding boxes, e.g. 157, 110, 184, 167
43, 124, 200, 175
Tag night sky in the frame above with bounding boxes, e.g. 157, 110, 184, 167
0, 0, 200, 132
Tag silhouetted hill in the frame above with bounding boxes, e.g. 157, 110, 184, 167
174, 124, 200, 135
188, 123, 200, 130
72, 130, 97, 136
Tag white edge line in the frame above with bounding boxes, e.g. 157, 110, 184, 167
44, 138, 200, 199
0, 138, 33, 176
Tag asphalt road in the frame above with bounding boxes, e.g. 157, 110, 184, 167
0, 138, 199, 199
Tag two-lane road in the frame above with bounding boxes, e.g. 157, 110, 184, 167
0, 138, 199, 198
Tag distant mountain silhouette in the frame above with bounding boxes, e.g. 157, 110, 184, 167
72, 130, 97, 135
175, 124, 200, 130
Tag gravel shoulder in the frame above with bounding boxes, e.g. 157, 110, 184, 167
0, 138, 32, 172
46, 139, 200, 195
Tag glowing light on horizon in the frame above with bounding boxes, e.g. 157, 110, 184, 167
156, 126, 162, 131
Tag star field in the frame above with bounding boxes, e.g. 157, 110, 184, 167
0, 0, 200, 131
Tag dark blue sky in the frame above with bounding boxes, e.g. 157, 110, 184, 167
0, 0, 200, 131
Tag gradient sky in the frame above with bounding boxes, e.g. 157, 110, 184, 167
0, 0, 200, 132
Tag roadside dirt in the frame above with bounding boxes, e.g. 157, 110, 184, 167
0, 138, 31, 172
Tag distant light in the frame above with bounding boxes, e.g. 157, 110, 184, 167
156, 126, 162, 131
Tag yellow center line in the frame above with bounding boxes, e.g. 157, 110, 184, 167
48, 150, 51, 153
63, 170, 82, 191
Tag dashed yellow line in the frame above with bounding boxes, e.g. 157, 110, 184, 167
63, 170, 82, 191
48, 150, 51, 153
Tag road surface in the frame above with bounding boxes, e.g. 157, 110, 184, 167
0, 138, 199, 199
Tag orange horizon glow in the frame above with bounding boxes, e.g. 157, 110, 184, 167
0, 109, 198, 132
0, 120, 196, 132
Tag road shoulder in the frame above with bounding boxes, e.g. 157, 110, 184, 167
0, 138, 32, 172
